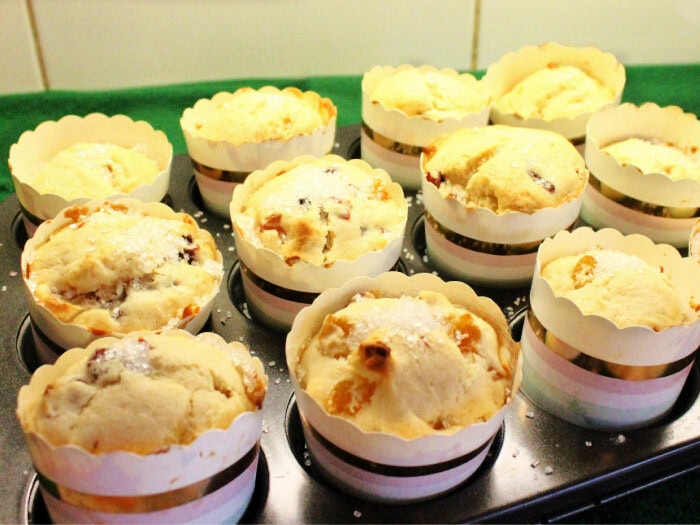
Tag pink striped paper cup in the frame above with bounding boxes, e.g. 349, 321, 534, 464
581, 103, 700, 248
286, 272, 521, 503
420, 153, 585, 288
521, 227, 700, 430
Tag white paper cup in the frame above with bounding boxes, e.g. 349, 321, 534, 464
8, 113, 172, 238
16, 331, 264, 523
180, 86, 337, 216
286, 272, 522, 502
481, 42, 625, 143
581, 103, 700, 248
21, 199, 223, 361
230, 155, 407, 332
521, 227, 700, 430
361, 65, 490, 191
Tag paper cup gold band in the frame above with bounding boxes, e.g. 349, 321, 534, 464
425, 212, 569, 255
307, 422, 495, 477
240, 263, 320, 304
361, 122, 424, 157
189, 158, 251, 183
36, 442, 259, 513
528, 310, 697, 380
588, 174, 700, 218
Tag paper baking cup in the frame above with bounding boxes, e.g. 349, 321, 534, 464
521, 227, 700, 430
9, 113, 172, 237
231, 155, 406, 332
420, 167, 584, 287
286, 272, 522, 502
361, 65, 490, 190
21, 199, 223, 361
581, 103, 700, 248
17, 338, 263, 523
180, 86, 337, 217
481, 43, 625, 141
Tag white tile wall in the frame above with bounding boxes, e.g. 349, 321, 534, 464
0, 0, 44, 94
477, 0, 700, 69
18, 0, 475, 92
1, 0, 698, 96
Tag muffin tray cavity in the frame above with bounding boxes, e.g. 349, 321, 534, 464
1, 125, 699, 524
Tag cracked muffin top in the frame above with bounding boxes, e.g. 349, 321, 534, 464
493, 64, 615, 121
293, 289, 519, 438
22, 200, 223, 335
422, 125, 588, 213
541, 248, 691, 330
17, 330, 267, 454
369, 66, 490, 121
232, 155, 407, 268
25, 142, 161, 200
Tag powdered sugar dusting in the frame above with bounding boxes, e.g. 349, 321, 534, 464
343, 295, 446, 349
590, 249, 650, 279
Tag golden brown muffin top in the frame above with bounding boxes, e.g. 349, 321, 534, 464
422, 125, 588, 213
233, 156, 406, 267
494, 65, 615, 120
24, 201, 223, 335
541, 248, 688, 330
17, 330, 266, 454
295, 290, 519, 438
370, 67, 490, 120
27, 142, 161, 200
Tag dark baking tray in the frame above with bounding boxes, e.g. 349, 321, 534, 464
1, 124, 698, 524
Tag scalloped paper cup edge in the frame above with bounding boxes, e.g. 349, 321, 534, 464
285, 271, 522, 465
9, 113, 173, 222
585, 102, 700, 207
530, 227, 700, 365
482, 43, 625, 139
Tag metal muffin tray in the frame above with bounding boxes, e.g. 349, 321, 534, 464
1, 124, 699, 524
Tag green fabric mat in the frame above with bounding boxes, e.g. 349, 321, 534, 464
0, 65, 699, 523
1, 63, 699, 202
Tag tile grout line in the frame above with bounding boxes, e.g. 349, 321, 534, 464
470, 0, 482, 72
25, 0, 49, 91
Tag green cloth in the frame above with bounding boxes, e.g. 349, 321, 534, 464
0, 65, 699, 523
1, 63, 699, 202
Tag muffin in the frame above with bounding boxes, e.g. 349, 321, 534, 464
21, 198, 223, 361
17, 329, 267, 523
362, 64, 491, 190
286, 272, 521, 502
230, 154, 407, 332
521, 227, 700, 430
180, 86, 337, 216
421, 124, 588, 287
481, 42, 625, 143
9, 113, 172, 237
581, 103, 700, 247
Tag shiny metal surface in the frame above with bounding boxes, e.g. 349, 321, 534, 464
1, 125, 698, 524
